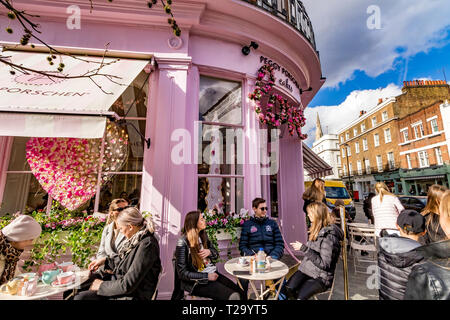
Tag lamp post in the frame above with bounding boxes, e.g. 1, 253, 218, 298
343, 143, 353, 197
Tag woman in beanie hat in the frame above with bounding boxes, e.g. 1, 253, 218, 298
0, 215, 42, 285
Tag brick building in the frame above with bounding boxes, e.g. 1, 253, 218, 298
397, 98, 450, 194
338, 80, 450, 199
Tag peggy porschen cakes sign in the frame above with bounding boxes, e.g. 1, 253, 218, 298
259, 55, 301, 102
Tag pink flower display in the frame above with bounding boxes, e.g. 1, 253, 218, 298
26, 121, 128, 210
248, 63, 308, 140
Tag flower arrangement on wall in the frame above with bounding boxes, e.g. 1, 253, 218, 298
248, 63, 308, 139
25, 121, 128, 211
204, 207, 251, 260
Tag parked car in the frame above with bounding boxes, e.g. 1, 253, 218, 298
398, 196, 427, 211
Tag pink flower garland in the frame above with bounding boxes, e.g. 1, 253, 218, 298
248, 64, 308, 140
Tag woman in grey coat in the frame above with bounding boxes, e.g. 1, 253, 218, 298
287, 201, 343, 300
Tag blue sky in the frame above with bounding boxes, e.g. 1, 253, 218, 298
309, 38, 450, 108
301, 0, 450, 146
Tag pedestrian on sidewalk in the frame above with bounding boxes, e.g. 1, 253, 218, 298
377, 209, 426, 300
286, 201, 343, 300
371, 182, 405, 237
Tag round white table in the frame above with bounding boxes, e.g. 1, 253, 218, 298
0, 269, 90, 300
224, 257, 289, 300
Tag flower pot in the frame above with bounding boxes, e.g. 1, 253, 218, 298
215, 227, 242, 241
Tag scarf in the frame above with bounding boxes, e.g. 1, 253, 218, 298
0, 231, 23, 285
117, 226, 148, 260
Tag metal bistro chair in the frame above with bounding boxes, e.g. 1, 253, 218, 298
151, 266, 165, 300
311, 270, 336, 300
347, 223, 377, 274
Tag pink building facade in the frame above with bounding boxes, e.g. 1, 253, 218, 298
0, 0, 324, 298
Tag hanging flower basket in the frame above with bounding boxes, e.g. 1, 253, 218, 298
249, 63, 308, 140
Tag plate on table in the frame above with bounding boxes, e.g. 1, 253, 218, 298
50, 278, 76, 288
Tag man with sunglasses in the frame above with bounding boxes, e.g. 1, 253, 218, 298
238, 198, 285, 297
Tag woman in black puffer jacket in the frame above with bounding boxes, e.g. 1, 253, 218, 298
286, 201, 343, 300
171, 210, 244, 300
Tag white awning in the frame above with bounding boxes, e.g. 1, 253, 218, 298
0, 50, 149, 138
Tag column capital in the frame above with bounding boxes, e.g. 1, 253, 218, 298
154, 55, 192, 71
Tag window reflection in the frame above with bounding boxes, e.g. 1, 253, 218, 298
199, 76, 242, 125
198, 177, 244, 215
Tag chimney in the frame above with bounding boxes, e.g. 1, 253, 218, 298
378, 98, 383, 104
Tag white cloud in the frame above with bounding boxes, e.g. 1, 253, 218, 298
303, 83, 403, 146
302, 0, 450, 87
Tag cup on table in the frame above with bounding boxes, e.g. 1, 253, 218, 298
56, 272, 75, 285
58, 262, 74, 273
38, 262, 57, 276
41, 269, 61, 285
238, 257, 248, 266
0, 278, 21, 295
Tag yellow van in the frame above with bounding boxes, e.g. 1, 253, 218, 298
304, 180, 356, 219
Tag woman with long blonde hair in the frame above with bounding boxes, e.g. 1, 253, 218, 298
420, 185, 447, 244
286, 202, 343, 300
371, 182, 404, 236
172, 210, 244, 300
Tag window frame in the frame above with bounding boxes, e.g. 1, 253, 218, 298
197, 74, 246, 215
374, 133, 380, 147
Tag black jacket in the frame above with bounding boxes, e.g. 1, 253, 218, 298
173, 235, 219, 296
377, 233, 424, 300
97, 231, 161, 300
298, 223, 344, 288
239, 217, 284, 259
404, 239, 450, 300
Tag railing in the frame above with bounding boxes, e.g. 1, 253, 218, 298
339, 164, 400, 178
242, 0, 317, 51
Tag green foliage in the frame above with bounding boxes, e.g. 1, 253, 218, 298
1, 202, 106, 271
203, 208, 250, 261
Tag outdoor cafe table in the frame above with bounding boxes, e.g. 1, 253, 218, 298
224, 257, 289, 300
0, 269, 90, 300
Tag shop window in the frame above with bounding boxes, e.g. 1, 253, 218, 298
0, 71, 148, 215
197, 75, 244, 215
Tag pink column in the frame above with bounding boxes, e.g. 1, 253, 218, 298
278, 135, 308, 246
140, 56, 194, 299
0, 136, 12, 205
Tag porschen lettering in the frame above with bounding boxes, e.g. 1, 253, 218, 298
0, 87, 90, 97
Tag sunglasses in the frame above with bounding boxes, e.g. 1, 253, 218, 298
259, 207, 268, 211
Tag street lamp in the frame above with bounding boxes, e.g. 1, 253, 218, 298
343, 143, 353, 197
